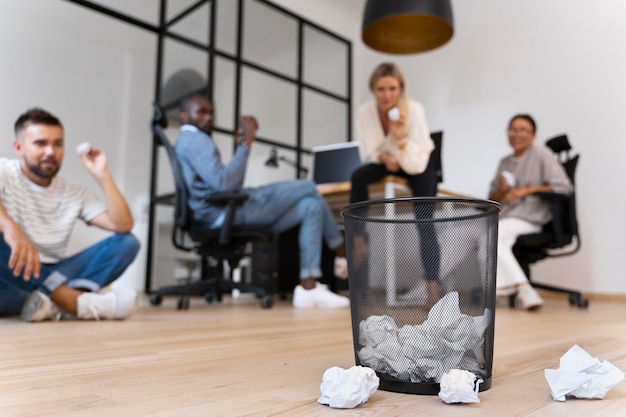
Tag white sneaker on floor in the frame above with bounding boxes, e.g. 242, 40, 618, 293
334, 257, 349, 279
398, 280, 428, 305
293, 282, 350, 309
496, 286, 517, 297
77, 288, 138, 320
21, 291, 64, 322
515, 285, 543, 310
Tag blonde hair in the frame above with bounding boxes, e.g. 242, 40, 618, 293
368, 62, 409, 113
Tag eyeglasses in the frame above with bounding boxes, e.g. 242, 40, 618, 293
507, 127, 533, 134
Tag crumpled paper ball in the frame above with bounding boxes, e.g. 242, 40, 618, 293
438, 369, 483, 404
357, 292, 491, 383
318, 365, 380, 409
544, 344, 625, 401
76, 142, 92, 156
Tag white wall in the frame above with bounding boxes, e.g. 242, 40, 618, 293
0, 0, 156, 290
2, 0, 625, 295
275, 0, 626, 296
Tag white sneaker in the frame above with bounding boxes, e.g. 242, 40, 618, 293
293, 282, 350, 309
496, 285, 517, 297
77, 288, 138, 320
515, 285, 543, 310
398, 280, 428, 305
334, 257, 349, 279
21, 291, 64, 322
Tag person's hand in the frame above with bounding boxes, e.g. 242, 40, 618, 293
237, 115, 259, 146
381, 152, 400, 172
79, 146, 110, 180
395, 136, 408, 150
388, 110, 407, 146
498, 174, 509, 191
3, 221, 40, 280
503, 187, 531, 204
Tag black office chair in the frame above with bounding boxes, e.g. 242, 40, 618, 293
512, 134, 588, 308
148, 104, 276, 309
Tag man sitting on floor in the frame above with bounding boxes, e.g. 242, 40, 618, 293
0, 107, 140, 321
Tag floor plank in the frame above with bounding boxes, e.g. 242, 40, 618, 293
0, 293, 625, 416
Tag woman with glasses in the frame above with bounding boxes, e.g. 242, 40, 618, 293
488, 114, 573, 310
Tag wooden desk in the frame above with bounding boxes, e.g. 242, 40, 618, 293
317, 176, 469, 306
317, 176, 466, 223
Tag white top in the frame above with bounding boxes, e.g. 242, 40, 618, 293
0, 158, 107, 262
356, 99, 434, 175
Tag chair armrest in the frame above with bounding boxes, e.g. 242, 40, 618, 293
206, 191, 249, 206
205, 191, 249, 245
534, 191, 569, 201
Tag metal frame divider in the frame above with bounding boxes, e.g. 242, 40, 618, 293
61, 0, 352, 294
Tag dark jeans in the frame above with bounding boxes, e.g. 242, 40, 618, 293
349, 159, 440, 282
0, 233, 140, 316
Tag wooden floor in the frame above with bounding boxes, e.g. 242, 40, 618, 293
1, 292, 625, 417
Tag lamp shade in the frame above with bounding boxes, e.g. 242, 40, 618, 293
362, 0, 454, 54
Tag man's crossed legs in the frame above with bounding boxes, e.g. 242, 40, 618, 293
0, 233, 140, 322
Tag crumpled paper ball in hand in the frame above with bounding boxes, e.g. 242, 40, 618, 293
318, 366, 380, 409
544, 344, 625, 401
438, 369, 483, 404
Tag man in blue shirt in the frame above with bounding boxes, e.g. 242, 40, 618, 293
175, 95, 349, 309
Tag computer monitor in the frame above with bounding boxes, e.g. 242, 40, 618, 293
310, 141, 362, 184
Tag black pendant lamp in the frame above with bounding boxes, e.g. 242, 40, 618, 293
362, 0, 454, 54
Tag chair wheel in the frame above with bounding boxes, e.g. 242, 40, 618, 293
177, 296, 190, 310
204, 292, 214, 303
569, 293, 589, 308
260, 295, 273, 309
150, 294, 163, 306
508, 294, 516, 308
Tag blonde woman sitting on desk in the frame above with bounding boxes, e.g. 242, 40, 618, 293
350, 62, 440, 303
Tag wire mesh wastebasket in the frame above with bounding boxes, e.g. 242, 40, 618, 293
341, 197, 501, 395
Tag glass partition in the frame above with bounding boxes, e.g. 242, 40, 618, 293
168, 2, 211, 47
88, 0, 161, 25
302, 89, 349, 148
63, 0, 352, 293
242, 0, 298, 79
241, 67, 297, 147
303, 25, 349, 98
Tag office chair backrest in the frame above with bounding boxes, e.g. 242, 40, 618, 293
557, 154, 579, 239
543, 135, 580, 248
546, 134, 576, 184
151, 104, 192, 251
545, 134, 571, 154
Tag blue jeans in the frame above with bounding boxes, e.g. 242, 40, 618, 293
234, 179, 343, 280
0, 233, 140, 316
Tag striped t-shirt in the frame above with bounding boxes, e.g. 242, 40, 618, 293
0, 158, 107, 263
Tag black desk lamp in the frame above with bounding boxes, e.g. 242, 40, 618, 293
265, 148, 308, 178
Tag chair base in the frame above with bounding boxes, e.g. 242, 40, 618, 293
506, 279, 589, 309
514, 253, 588, 309
149, 256, 275, 310
529, 281, 588, 308
149, 277, 274, 310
